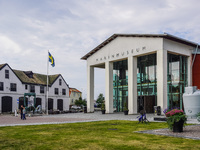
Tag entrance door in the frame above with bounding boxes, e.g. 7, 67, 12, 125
36, 98, 42, 107
19, 97, 28, 109
2, 96, 12, 113
137, 95, 155, 113
48, 98, 53, 110
57, 99, 63, 111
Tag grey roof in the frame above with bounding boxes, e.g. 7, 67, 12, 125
81, 33, 199, 60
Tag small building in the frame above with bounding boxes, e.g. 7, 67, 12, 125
81, 33, 200, 114
69, 88, 82, 107
0, 63, 70, 113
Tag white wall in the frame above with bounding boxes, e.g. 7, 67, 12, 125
0, 65, 70, 113
87, 37, 163, 66
49, 75, 70, 111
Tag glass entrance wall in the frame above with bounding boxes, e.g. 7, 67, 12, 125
113, 60, 128, 112
137, 53, 157, 98
167, 53, 188, 109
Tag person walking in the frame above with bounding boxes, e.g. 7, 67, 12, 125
22, 107, 26, 120
20, 105, 23, 120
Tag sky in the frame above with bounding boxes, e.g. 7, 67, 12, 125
0, 0, 200, 99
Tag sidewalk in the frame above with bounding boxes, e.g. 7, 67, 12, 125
0, 111, 199, 127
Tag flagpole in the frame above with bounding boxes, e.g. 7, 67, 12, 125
46, 50, 49, 115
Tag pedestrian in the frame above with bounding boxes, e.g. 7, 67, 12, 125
23, 107, 26, 120
20, 105, 23, 120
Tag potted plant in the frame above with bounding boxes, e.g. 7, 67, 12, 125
101, 103, 106, 114
123, 102, 129, 115
164, 108, 187, 132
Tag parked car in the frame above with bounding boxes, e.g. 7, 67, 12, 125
71, 105, 81, 110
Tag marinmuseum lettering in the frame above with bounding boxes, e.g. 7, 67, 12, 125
96, 46, 146, 62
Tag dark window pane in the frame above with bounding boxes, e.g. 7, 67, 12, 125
55, 88, 58, 95
62, 89, 66, 95
0, 82, 4, 91
40, 86, 44, 93
30, 85, 35, 93
5, 70, 9, 79
10, 83, 17, 91
59, 79, 62, 86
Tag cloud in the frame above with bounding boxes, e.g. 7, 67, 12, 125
0, 35, 21, 54
0, 0, 200, 99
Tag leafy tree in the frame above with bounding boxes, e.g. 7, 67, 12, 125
75, 97, 87, 108
96, 93, 104, 108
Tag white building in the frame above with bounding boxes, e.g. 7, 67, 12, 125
69, 88, 82, 107
81, 33, 198, 114
0, 63, 70, 113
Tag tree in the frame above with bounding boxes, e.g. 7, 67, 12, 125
96, 93, 104, 108
75, 96, 87, 108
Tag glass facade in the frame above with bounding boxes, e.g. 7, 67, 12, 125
113, 60, 128, 112
137, 53, 157, 97
167, 53, 188, 109
112, 52, 188, 112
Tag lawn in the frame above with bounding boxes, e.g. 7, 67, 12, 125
0, 120, 199, 150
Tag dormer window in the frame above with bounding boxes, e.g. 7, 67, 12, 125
24, 71, 34, 78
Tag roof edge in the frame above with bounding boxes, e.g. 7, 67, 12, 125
81, 33, 199, 60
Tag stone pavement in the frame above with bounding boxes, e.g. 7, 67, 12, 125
0, 111, 199, 127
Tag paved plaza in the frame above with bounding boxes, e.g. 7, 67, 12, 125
0, 111, 199, 127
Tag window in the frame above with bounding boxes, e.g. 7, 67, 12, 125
59, 79, 62, 86
62, 89, 66, 95
40, 86, 44, 93
0, 82, 4, 91
30, 85, 35, 93
55, 88, 59, 95
10, 83, 17, 91
25, 85, 28, 90
5, 70, 9, 79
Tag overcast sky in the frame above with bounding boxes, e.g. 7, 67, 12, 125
0, 0, 200, 99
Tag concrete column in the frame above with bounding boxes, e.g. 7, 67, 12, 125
105, 61, 113, 113
157, 49, 168, 113
128, 56, 138, 114
188, 55, 192, 86
87, 65, 94, 112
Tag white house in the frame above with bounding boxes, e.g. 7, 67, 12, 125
0, 63, 70, 113
69, 88, 82, 107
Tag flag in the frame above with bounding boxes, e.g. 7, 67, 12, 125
49, 52, 55, 67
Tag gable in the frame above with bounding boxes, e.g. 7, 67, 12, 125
50, 74, 69, 88
81, 33, 198, 61
86, 36, 163, 66
0, 64, 22, 83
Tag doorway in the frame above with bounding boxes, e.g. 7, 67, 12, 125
2, 96, 12, 113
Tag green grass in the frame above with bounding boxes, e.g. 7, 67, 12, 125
0, 121, 199, 150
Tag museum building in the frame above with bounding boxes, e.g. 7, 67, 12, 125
81, 33, 200, 114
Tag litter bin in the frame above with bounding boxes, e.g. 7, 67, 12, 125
84, 106, 87, 113
157, 106, 161, 116
154, 106, 157, 115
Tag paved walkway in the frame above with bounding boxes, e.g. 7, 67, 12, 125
0, 111, 199, 127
